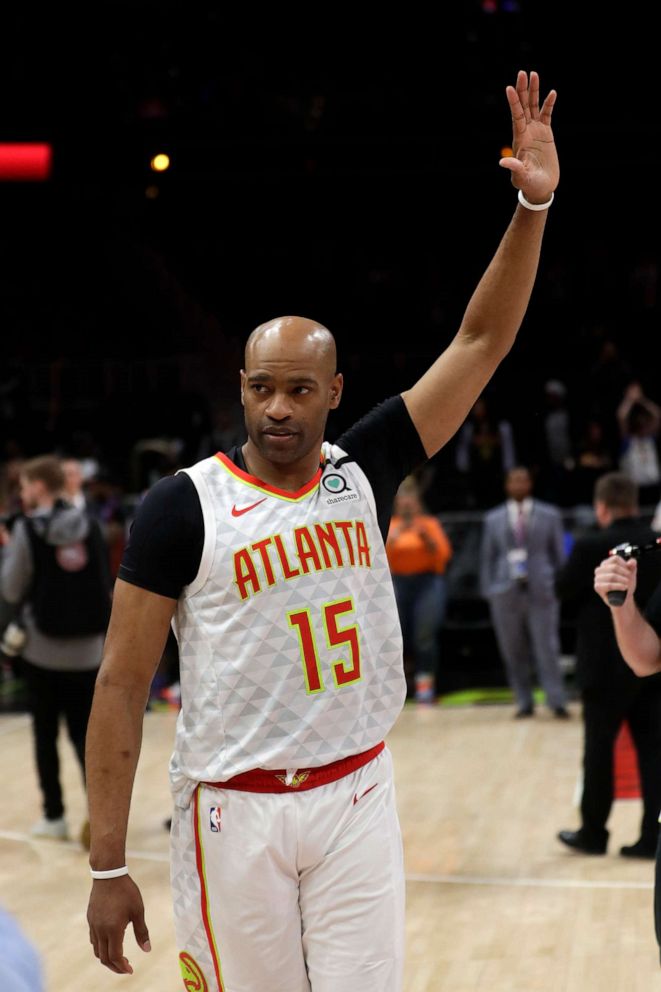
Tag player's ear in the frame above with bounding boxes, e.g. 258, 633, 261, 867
329, 373, 343, 410
240, 370, 246, 406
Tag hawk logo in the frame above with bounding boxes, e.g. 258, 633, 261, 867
275, 771, 311, 789
179, 951, 208, 992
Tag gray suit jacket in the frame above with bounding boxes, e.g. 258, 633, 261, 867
479, 499, 566, 604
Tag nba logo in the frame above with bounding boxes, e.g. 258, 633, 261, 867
209, 807, 222, 833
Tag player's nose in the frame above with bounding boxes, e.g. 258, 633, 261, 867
264, 391, 293, 420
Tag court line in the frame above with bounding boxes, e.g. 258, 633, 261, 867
406, 871, 653, 891
0, 829, 653, 890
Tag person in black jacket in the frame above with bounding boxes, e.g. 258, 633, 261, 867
555, 472, 661, 857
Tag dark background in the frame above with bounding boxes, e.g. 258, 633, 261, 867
1, 3, 659, 496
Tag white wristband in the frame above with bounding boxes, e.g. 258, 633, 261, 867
90, 866, 129, 879
518, 188, 554, 211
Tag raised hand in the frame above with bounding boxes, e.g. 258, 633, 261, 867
499, 70, 559, 204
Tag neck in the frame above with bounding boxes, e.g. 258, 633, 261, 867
242, 441, 322, 492
34, 495, 56, 512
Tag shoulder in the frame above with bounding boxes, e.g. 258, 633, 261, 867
534, 500, 562, 519
131, 472, 202, 532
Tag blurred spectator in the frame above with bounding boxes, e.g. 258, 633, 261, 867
617, 382, 661, 507
573, 418, 613, 506
0, 456, 111, 849
588, 340, 634, 435
480, 466, 569, 718
61, 458, 87, 510
86, 472, 127, 580
0, 458, 25, 520
455, 395, 516, 509
536, 379, 574, 505
386, 477, 452, 703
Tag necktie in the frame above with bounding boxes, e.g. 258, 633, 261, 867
515, 505, 526, 546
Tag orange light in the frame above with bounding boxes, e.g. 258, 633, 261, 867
500, 146, 514, 158
150, 153, 170, 173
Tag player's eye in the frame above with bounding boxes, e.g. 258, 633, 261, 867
293, 386, 310, 395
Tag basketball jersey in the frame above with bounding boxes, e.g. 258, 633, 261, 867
169, 443, 406, 808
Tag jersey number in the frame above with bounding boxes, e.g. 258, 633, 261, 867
288, 598, 361, 694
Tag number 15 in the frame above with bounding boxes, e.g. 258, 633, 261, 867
288, 598, 361, 695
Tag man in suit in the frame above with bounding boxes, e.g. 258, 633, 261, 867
555, 472, 661, 857
480, 465, 568, 718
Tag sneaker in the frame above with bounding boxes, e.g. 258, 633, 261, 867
30, 816, 69, 841
79, 819, 91, 851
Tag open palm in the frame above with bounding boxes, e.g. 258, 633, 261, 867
499, 70, 559, 203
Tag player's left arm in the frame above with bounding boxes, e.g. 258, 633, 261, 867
402, 70, 559, 458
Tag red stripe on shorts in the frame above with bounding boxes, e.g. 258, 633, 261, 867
193, 787, 224, 991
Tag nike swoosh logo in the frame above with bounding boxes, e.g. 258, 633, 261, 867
231, 498, 268, 517
353, 784, 377, 805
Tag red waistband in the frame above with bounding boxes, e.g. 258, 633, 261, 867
202, 741, 385, 794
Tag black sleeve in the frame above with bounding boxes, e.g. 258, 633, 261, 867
644, 582, 661, 637
336, 395, 427, 541
117, 473, 204, 599
555, 538, 592, 603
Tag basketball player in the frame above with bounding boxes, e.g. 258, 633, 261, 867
85, 70, 559, 991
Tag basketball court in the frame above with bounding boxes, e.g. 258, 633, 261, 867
1, 700, 658, 991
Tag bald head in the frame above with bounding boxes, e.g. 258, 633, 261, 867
240, 315, 343, 474
245, 316, 337, 379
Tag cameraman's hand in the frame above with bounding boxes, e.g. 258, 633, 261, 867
594, 556, 637, 608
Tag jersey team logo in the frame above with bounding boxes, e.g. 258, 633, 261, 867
209, 806, 222, 832
275, 771, 311, 789
55, 542, 88, 572
179, 951, 209, 992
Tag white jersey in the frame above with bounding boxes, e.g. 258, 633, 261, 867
169, 443, 406, 808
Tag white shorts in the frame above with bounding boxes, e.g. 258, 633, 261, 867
171, 746, 405, 992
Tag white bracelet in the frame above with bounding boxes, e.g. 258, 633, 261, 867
518, 188, 554, 211
90, 866, 129, 879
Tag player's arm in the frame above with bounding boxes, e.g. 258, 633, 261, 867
402, 70, 559, 458
593, 557, 661, 675
86, 578, 176, 975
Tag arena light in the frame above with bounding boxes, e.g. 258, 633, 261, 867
150, 153, 170, 173
0, 143, 52, 181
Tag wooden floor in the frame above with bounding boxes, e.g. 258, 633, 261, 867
1, 701, 660, 991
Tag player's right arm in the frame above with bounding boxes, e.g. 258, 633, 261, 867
86, 578, 176, 975
593, 556, 661, 676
